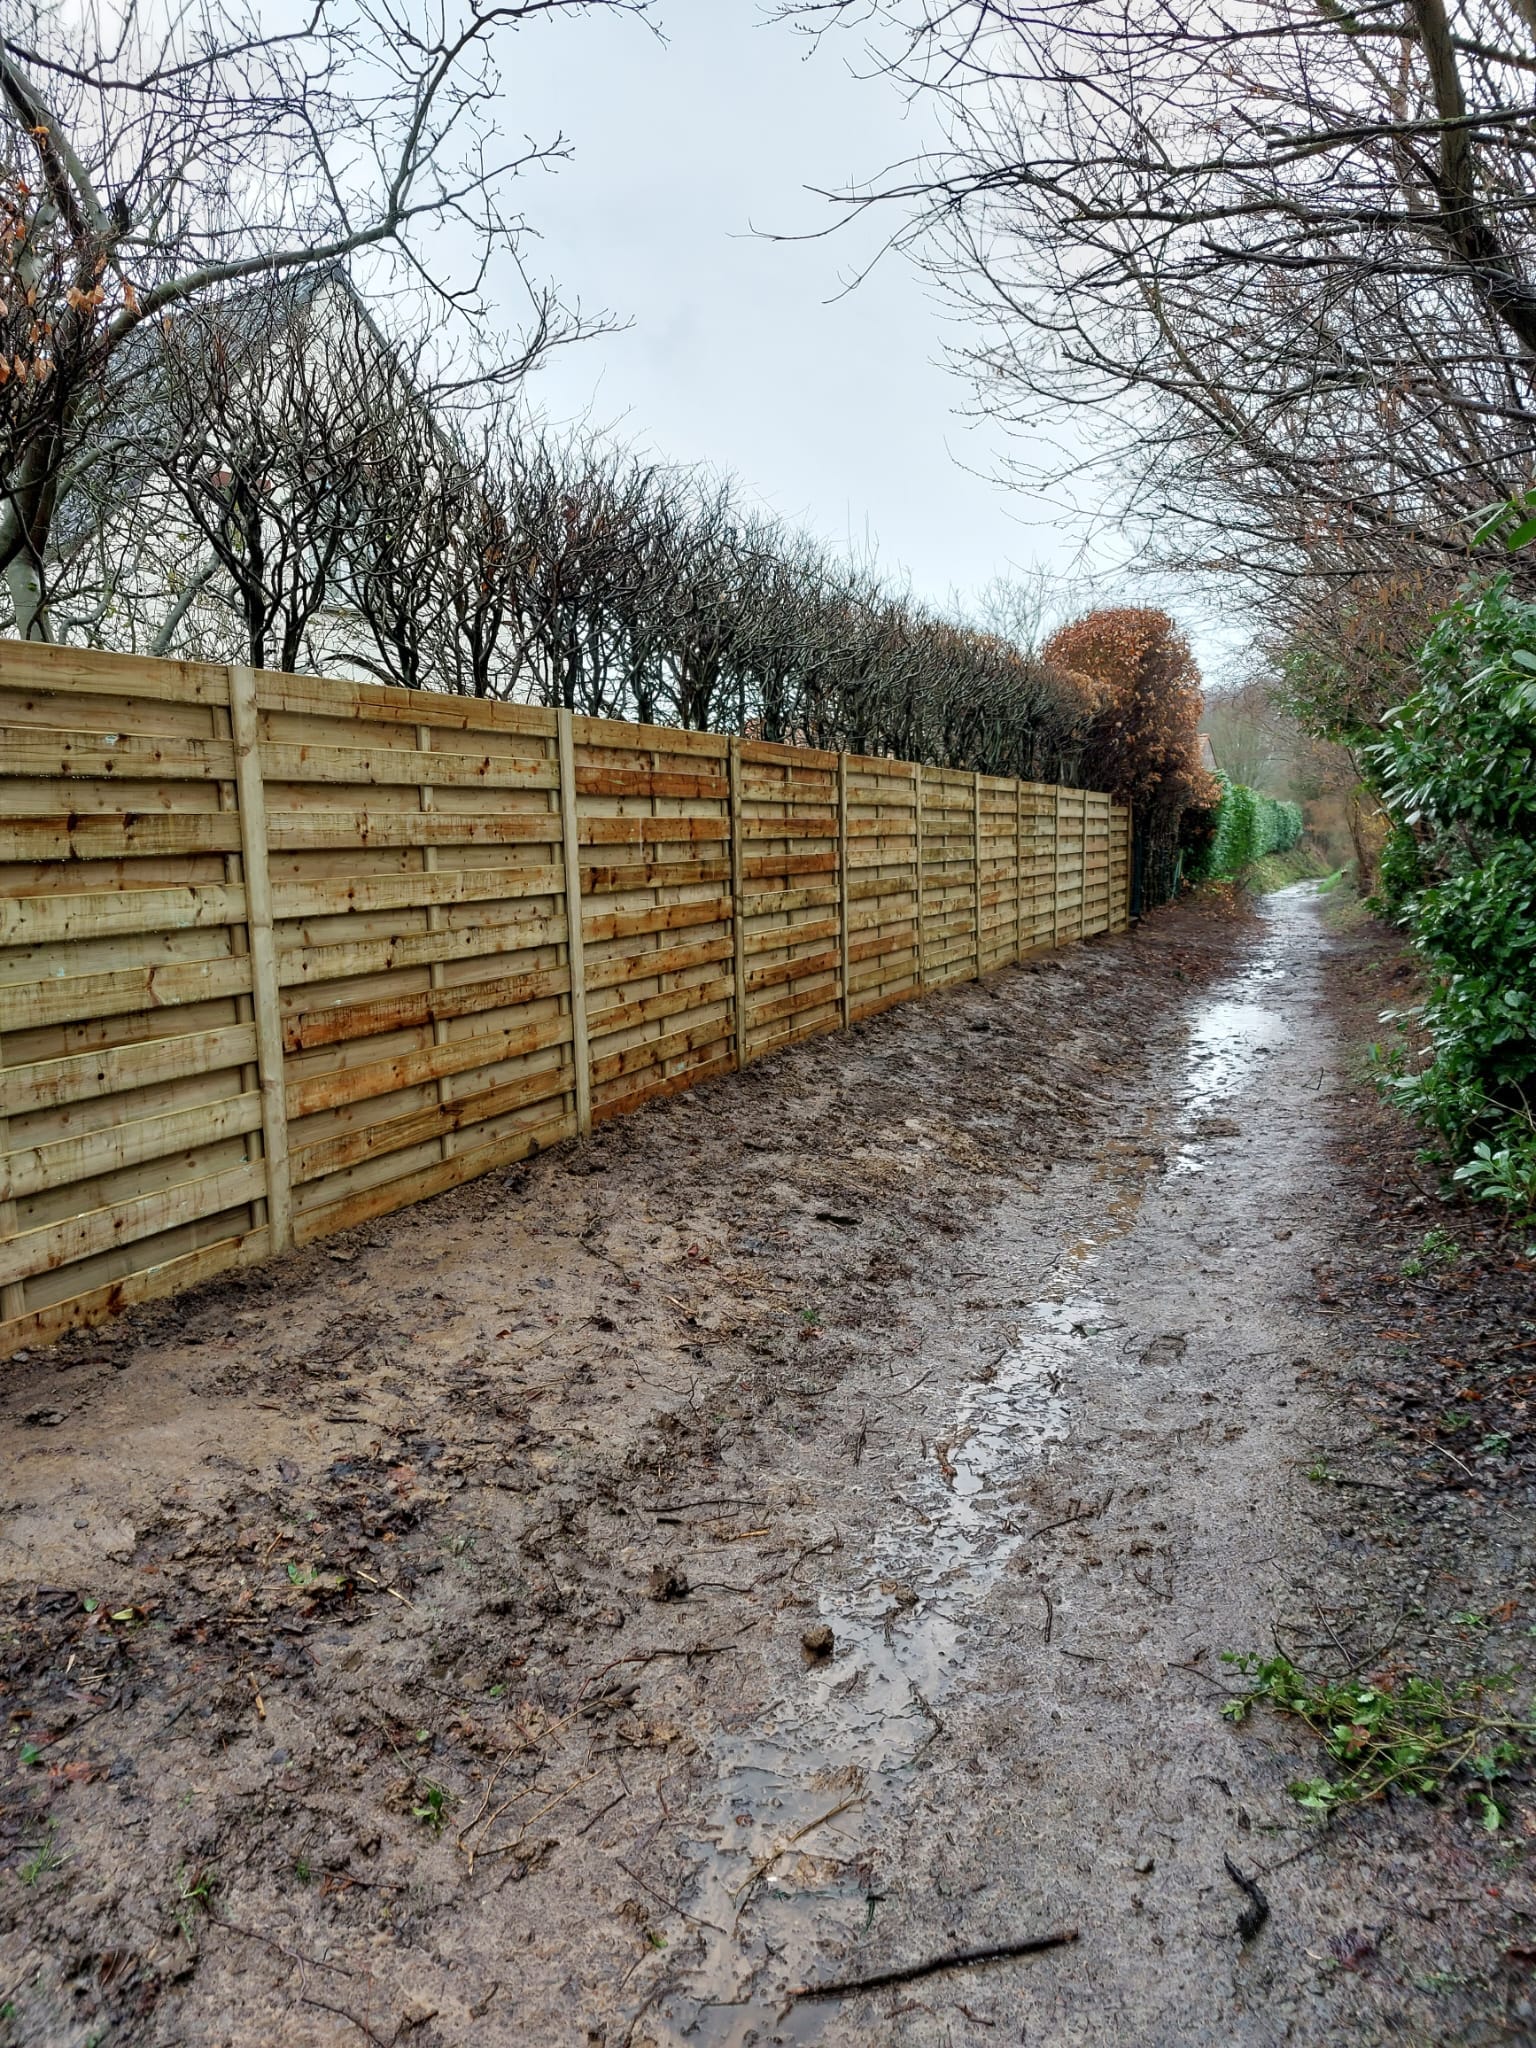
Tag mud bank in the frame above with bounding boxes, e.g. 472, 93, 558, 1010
2, 889, 1530, 2047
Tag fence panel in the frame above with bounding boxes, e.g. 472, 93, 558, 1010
0, 640, 1133, 1359
259, 674, 576, 1246
575, 719, 735, 1123
0, 646, 271, 1350
920, 767, 978, 988
738, 740, 843, 1062
845, 755, 921, 1021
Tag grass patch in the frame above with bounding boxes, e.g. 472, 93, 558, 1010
1242, 844, 1336, 893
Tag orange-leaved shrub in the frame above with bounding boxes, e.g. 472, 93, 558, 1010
1043, 607, 1218, 903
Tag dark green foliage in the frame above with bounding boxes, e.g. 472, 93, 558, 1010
1372, 579, 1536, 1211
1375, 821, 1424, 916
1190, 773, 1303, 882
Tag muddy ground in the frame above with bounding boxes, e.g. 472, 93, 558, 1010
3, 884, 1536, 2047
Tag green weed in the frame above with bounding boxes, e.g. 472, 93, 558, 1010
16, 1822, 67, 1886
1402, 1228, 1460, 1277
171, 1863, 216, 1944
1220, 1651, 1531, 1825
411, 1782, 451, 1833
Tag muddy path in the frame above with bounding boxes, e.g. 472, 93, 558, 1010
2, 888, 1529, 2047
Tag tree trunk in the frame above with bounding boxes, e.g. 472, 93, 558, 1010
4, 552, 52, 641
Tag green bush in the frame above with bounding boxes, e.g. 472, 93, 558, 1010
1371, 577, 1536, 1211
1193, 772, 1304, 881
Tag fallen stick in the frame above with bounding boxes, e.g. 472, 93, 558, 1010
351, 1566, 415, 1609
790, 1929, 1079, 1999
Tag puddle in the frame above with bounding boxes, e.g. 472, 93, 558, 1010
1167, 884, 1316, 1175
646, 887, 1318, 2041
653, 1287, 1092, 2043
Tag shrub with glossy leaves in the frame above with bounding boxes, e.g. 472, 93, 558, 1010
1373, 578, 1536, 1208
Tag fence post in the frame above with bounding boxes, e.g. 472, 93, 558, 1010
1051, 784, 1062, 952
555, 708, 592, 1138
973, 770, 984, 980
729, 737, 749, 1069
227, 662, 293, 1255
914, 761, 926, 991
1122, 803, 1134, 928
1015, 780, 1024, 964
0, 1035, 25, 1322
837, 751, 852, 1029
416, 724, 454, 1159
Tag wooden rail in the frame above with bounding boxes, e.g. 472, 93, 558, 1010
0, 641, 1131, 1360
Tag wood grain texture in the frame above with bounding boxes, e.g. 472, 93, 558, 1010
0, 638, 1130, 1361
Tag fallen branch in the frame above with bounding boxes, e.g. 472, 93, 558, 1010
791, 1929, 1078, 1999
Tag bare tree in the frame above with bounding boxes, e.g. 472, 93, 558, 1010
0, 0, 650, 640
154, 281, 380, 672
782, 1, 1536, 642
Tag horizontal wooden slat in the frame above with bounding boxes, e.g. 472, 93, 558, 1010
270, 865, 564, 921
286, 1013, 571, 1118
0, 1159, 266, 1289
0, 1024, 258, 1114
278, 913, 564, 989
0, 955, 253, 1033
0, 642, 230, 705
290, 1062, 571, 1185
260, 741, 557, 790
0, 813, 244, 862
0, 881, 246, 946
281, 962, 571, 1051
1, 1091, 263, 1201
0, 726, 236, 780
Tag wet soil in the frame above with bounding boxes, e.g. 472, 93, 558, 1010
2, 886, 1534, 2047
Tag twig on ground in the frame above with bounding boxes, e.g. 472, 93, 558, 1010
731, 1794, 866, 1904
577, 1644, 736, 1703
297, 1992, 391, 2046
1016, 1489, 1115, 1543
790, 1929, 1079, 1999
352, 1566, 415, 1609
640, 1496, 766, 1515
613, 1856, 727, 1934
576, 1787, 629, 1837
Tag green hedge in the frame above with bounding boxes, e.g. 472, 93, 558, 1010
1371, 577, 1536, 1213
1193, 773, 1304, 881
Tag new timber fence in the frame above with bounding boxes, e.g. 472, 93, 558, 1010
0, 641, 1131, 1360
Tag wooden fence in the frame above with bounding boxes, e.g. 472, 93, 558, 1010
0, 642, 1130, 1360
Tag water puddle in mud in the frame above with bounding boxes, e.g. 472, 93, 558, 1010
1167, 884, 1316, 1176
653, 1285, 1092, 2043
648, 887, 1318, 2042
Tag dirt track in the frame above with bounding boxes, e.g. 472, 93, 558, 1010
3, 886, 1534, 2047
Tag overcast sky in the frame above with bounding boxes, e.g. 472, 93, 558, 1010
501, 1, 1138, 623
